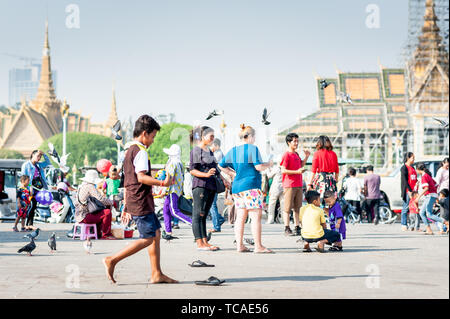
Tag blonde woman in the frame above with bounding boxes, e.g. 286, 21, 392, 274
219, 124, 274, 253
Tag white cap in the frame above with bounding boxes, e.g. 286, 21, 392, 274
163, 144, 181, 157
80, 170, 102, 184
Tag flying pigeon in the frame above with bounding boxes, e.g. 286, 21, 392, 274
320, 80, 329, 89
48, 232, 57, 253
206, 110, 221, 121
244, 238, 255, 246
83, 238, 92, 254
338, 92, 353, 105
433, 117, 449, 129
111, 120, 122, 141
18, 238, 36, 256
24, 228, 40, 240
262, 107, 271, 125
48, 143, 60, 164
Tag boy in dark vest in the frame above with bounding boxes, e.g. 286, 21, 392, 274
103, 115, 177, 284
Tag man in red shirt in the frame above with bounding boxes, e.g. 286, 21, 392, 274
280, 133, 310, 236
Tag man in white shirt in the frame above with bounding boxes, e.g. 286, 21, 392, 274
342, 167, 363, 217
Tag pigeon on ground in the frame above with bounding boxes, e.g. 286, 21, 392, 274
320, 79, 329, 89
233, 238, 254, 246
48, 232, 56, 253
262, 107, 271, 125
111, 120, 122, 141
83, 238, 92, 254
433, 117, 449, 129
206, 110, 221, 120
206, 231, 212, 242
18, 238, 36, 256
24, 228, 40, 240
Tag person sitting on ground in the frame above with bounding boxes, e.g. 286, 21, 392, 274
408, 191, 421, 232
300, 190, 341, 253
323, 190, 346, 251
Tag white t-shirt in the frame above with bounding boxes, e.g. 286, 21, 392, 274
132, 142, 149, 174
343, 176, 363, 201
435, 167, 449, 193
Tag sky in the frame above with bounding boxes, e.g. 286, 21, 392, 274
0, 0, 409, 155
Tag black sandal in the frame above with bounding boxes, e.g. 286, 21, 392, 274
329, 246, 343, 252
195, 276, 225, 286
188, 260, 215, 268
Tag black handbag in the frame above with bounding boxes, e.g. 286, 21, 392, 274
178, 196, 193, 215
214, 174, 226, 194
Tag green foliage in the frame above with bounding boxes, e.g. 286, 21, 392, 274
0, 149, 25, 159
39, 132, 119, 172
148, 122, 193, 164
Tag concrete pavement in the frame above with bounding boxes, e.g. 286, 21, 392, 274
0, 219, 448, 299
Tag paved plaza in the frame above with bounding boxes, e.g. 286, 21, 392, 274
0, 220, 448, 299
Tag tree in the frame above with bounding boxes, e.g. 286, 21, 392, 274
148, 122, 193, 164
39, 132, 118, 176
0, 149, 25, 159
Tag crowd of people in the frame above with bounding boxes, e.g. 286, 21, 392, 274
12, 114, 448, 283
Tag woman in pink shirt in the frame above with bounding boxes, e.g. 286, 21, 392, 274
308, 136, 339, 203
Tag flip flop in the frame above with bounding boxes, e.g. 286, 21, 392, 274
195, 276, 225, 286
253, 248, 274, 254
303, 248, 313, 253
188, 260, 215, 267
237, 246, 252, 253
329, 246, 343, 252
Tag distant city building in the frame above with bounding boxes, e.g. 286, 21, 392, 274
0, 20, 118, 158
8, 64, 57, 107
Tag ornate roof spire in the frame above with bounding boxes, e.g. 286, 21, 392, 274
30, 19, 61, 134
105, 82, 119, 135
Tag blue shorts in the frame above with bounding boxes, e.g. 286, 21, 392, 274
132, 213, 161, 239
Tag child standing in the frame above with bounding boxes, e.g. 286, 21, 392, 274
408, 191, 421, 232
103, 115, 177, 284
162, 144, 192, 236
280, 133, 310, 236
323, 190, 346, 251
105, 165, 121, 199
13, 175, 31, 232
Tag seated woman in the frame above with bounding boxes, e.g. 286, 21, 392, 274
75, 170, 115, 239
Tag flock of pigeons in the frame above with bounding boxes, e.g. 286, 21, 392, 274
206, 107, 271, 126
17, 228, 93, 256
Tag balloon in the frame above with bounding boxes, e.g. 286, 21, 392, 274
36, 190, 53, 205
97, 159, 112, 173
155, 169, 166, 181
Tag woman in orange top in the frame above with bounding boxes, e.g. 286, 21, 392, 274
308, 136, 339, 203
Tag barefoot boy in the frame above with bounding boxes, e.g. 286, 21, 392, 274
103, 115, 177, 284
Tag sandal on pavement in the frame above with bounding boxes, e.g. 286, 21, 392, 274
329, 246, 343, 252
237, 246, 252, 253
254, 248, 274, 254
188, 260, 215, 267
303, 248, 313, 253
195, 276, 226, 286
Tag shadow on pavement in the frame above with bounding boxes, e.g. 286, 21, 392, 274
223, 274, 368, 283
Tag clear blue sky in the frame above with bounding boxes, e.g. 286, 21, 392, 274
0, 0, 409, 137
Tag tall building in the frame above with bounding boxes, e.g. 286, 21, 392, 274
8, 64, 57, 107
0, 20, 120, 157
